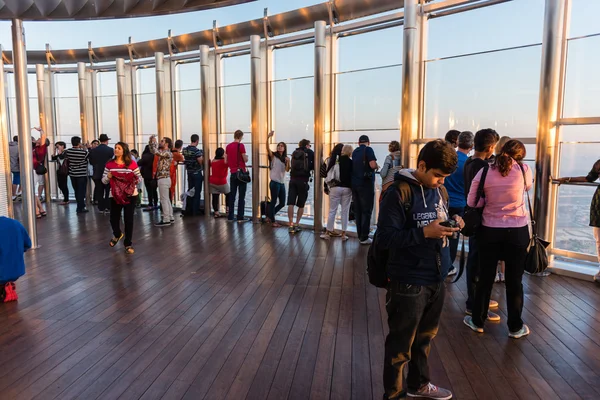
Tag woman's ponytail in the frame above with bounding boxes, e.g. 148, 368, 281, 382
492, 139, 526, 177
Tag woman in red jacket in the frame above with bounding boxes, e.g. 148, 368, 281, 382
103, 142, 142, 254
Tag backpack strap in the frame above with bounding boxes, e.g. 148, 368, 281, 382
392, 180, 412, 212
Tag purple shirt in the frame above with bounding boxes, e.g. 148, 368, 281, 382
467, 162, 533, 228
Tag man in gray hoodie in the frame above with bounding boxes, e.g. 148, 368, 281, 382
9, 136, 20, 200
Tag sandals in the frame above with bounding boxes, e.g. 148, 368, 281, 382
41, 212, 47, 217
109, 233, 124, 247
36, 214, 42, 219
125, 246, 135, 254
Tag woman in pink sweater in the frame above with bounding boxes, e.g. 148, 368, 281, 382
464, 139, 533, 339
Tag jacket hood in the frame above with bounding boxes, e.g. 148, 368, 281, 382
394, 169, 442, 209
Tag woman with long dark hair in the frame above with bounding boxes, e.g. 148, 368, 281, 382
209, 147, 230, 218
321, 143, 353, 240
103, 142, 142, 254
464, 139, 533, 339
266, 130, 290, 227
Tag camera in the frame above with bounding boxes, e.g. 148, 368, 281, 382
440, 219, 459, 239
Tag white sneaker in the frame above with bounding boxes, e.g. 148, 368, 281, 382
320, 233, 330, 240
359, 238, 373, 245
341, 235, 349, 241
509, 324, 530, 339
447, 267, 457, 276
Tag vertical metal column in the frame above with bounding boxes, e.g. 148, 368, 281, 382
155, 52, 166, 140
250, 35, 261, 223
314, 21, 326, 231
534, 0, 567, 241
200, 45, 212, 215
116, 58, 127, 143
401, 0, 419, 169
77, 62, 89, 144
12, 19, 37, 247
0, 49, 14, 218
88, 69, 99, 140
36, 65, 51, 203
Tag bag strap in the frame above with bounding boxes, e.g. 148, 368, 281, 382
237, 142, 244, 172
518, 163, 536, 236
452, 236, 466, 283
472, 165, 489, 208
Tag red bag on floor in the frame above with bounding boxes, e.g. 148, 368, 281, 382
0, 282, 18, 302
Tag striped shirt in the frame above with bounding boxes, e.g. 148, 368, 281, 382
102, 159, 142, 197
64, 147, 90, 178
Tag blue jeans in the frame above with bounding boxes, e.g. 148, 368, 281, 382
228, 173, 247, 220
70, 176, 88, 212
268, 181, 286, 221
189, 172, 203, 216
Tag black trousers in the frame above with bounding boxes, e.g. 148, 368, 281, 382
384, 281, 445, 399
93, 178, 111, 212
57, 173, 69, 202
473, 226, 529, 332
465, 233, 479, 311
110, 196, 137, 247
144, 178, 158, 207
352, 186, 375, 241
70, 176, 88, 212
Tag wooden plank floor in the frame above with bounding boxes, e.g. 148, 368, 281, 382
2, 202, 600, 400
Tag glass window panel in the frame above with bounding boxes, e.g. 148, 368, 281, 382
554, 141, 600, 256
555, 185, 597, 256
338, 26, 402, 72
274, 45, 314, 80
137, 67, 156, 95
424, 46, 541, 138
558, 142, 600, 178
272, 77, 314, 145
569, 0, 600, 38
559, 125, 600, 142
99, 95, 118, 145
221, 85, 251, 134
55, 97, 81, 144
563, 36, 600, 118
333, 130, 399, 167
222, 54, 250, 86
138, 93, 157, 147
336, 65, 401, 131
97, 72, 117, 96
427, 0, 544, 60
6, 96, 40, 137
54, 73, 79, 98
7, 73, 43, 99
177, 62, 201, 91
177, 89, 202, 142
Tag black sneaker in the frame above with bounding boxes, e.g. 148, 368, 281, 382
155, 221, 172, 227
77, 209, 89, 214
237, 217, 251, 223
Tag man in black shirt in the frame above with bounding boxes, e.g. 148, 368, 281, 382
89, 134, 114, 213
463, 129, 499, 318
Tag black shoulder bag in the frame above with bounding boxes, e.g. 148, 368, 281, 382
519, 164, 550, 274
235, 143, 251, 183
461, 165, 489, 237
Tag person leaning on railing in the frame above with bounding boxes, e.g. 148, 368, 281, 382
555, 160, 600, 283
